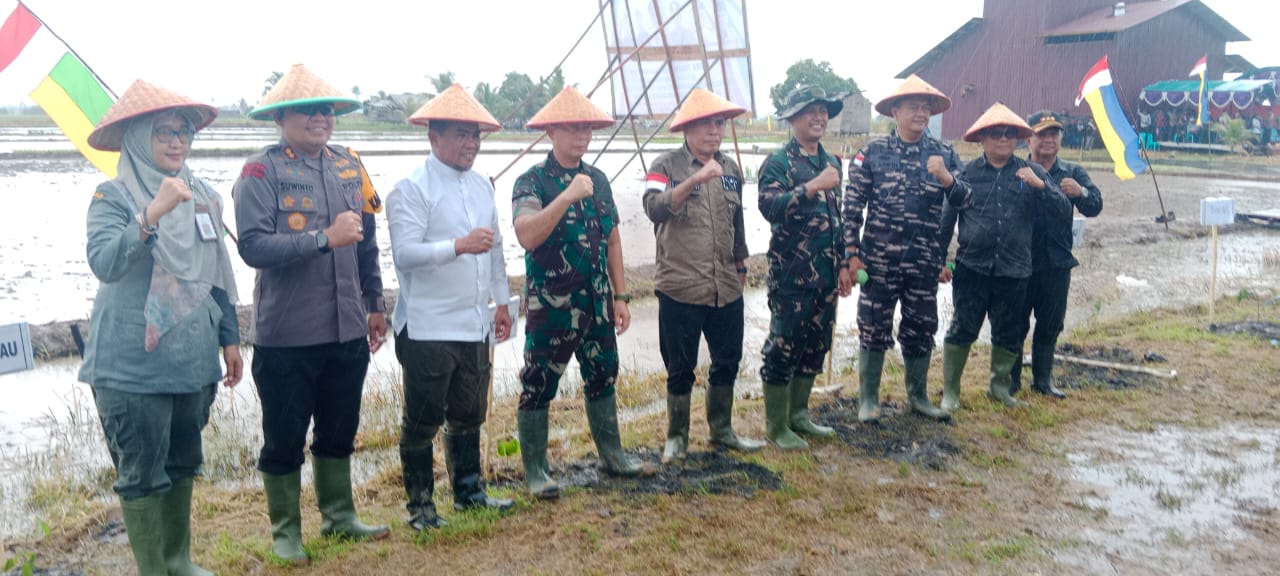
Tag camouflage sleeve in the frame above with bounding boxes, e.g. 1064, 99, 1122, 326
842, 146, 873, 259
944, 146, 972, 210
1072, 164, 1103, 217
756, 155, 803, 224
512, 173, 543, 220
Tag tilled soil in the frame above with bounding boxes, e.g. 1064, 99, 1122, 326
811, 396, 962, 471
494, 449, 784, 498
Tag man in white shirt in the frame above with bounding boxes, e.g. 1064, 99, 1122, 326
385, 85, 514, 531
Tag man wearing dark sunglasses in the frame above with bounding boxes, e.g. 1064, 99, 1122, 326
1009, 111, 1104, 400
232, 64, 388, 565
938, 103, 1070, 411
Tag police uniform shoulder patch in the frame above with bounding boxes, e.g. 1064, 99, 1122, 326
241, 162, 267, 179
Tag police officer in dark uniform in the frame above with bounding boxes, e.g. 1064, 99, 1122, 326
1011, 111, 1104, 399
844, 75, 969, 423
233, 64, 388, 565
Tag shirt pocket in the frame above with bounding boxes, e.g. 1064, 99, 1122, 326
276, 187, 319, 233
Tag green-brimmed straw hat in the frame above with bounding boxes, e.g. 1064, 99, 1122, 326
776, 84, 846, 120
248, 63, 360, 121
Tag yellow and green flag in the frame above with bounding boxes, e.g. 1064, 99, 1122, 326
1, 1, 118, 175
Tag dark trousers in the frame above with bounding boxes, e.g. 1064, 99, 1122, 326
93, 383, 216, 500
253, 339, 370, 475
760, 288, 837, 386
857, 270, 940, 357
657, 291, 744, 395
1016, 267, 1072, 348
394, 330, 491, 449
944, 264, 1028, 352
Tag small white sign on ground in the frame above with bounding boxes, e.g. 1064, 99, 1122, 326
0, 322, 35, 376
1200, 197, 1235, 226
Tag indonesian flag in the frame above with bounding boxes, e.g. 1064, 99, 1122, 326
1, 1, 118, 176
644, 171, 669, 192
852, 152, 864, 168
1188, 55, 1207, 78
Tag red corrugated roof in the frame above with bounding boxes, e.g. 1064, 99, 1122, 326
1043, 0, 1248, 41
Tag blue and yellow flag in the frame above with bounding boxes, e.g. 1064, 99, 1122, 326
1075, 56, 1148, 181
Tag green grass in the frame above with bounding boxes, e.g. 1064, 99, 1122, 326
982, 536, 1037, 563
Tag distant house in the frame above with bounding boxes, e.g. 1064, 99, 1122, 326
898, 0, 1249, 140
830, 91, 872, 136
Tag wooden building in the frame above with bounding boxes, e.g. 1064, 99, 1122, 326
898, 0, 1249, 140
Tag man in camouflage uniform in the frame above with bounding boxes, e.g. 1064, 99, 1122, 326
643, 88, 764, 463
1010, 110, 1104, 399
757, 85, 852, 450
512, 87, 650, 500
844, 75, 969, 423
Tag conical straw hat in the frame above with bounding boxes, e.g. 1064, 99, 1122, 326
249, 63, 360, 121
875, 74, 952, 117
88, 79, 217, 152
525, 86, 614, 130
963, 102, 1033, 142
669, 88, 746, 132
408, 84, 501, 131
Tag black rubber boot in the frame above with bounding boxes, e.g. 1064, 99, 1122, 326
1031, 344, 1067, 399
400, 442, 445, 531
313, 457, 390, 541
445, 430, 514, 512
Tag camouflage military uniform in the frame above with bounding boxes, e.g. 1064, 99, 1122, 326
843, 129, 970, 356
513, 152, 620, 411
757, 138, 845, 386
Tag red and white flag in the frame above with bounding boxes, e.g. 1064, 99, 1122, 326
1188, 55, 1207, 78
644, 172, 669, 192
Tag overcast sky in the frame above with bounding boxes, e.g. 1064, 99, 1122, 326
2, 0, 1272, 116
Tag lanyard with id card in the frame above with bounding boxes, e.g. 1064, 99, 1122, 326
195, 203, 219, 242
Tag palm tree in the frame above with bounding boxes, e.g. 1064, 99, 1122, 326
428, 72, 456, 97
1210, 116, 1257, 154
262, 71, 283, 96
352, 85, 362, 99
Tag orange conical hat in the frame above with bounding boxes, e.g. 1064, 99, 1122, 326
875, 74, 952, 117
525, 86, 614, 130
249, 63, 360, 121
88, 79, 217, 152
408, 84, 501, 131
669, 88, 746, 132
963, 102, 1033, 142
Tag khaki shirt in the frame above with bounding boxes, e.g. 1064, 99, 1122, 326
643, 145, 748, 307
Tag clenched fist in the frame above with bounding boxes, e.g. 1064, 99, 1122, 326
148, 176, 193, 223
325, 211, 364, 248
564, 173, 595, 203
805, 166, 840, 198
1015, 167, 1045, 190
695, 159, 724, 185
456, 227, 496, 254
1060, 177, 1083, 198
926, 155, 955, 187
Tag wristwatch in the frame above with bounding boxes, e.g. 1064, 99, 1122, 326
315, 230, 331, 254
137, 210, 158, 237
612, 293, 632, 304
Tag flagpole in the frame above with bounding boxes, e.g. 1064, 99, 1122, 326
1109, 57, 1171, 231
17, 1, 117, 98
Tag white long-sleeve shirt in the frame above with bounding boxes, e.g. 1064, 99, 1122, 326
386, 154, 509, 342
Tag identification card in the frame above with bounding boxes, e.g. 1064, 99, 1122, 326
195, 204, 218, 242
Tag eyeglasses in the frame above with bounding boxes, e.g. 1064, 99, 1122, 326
290, 103, 335, 117
153, 126, 195, 144
984, 127, 1020, 140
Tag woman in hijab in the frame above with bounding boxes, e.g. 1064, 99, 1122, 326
79, 80, 240, 576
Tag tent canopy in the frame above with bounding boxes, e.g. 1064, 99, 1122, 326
1141, 79, 1273, 109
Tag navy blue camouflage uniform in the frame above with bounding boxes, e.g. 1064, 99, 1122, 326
844, 130, 970, 357
757, 138, 845, 386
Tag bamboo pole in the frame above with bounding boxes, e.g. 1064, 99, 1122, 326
1051, 354, 1178, 379
1210, 223, 1218, 322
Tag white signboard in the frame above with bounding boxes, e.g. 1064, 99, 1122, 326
1072, 216, 1086, 248
488, 296, 521, 345
0, 322, 35, 375
1200, 197, 1235, 226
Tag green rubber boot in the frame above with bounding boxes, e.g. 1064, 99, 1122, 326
1009, 347, 1024, 396
585, 394, 653, 477
706, 386, 765, 452
940, 342, 971, 413
857, 349, 885, 423
261, 471, 308, 566
904, 353, 951, 421
516, 409, 560, 500
788, 375, 835, 437
763, 383, 808, 450
661, 393, 690, 464
121, 493, 166, 576
313, 457, 390, 541
161, 477, 214, 576
987, 346, 1028, 408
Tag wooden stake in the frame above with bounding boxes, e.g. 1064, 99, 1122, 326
1210, 223, 1218, 322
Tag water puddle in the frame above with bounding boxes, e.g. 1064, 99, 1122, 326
1061, 425, 1280, 573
